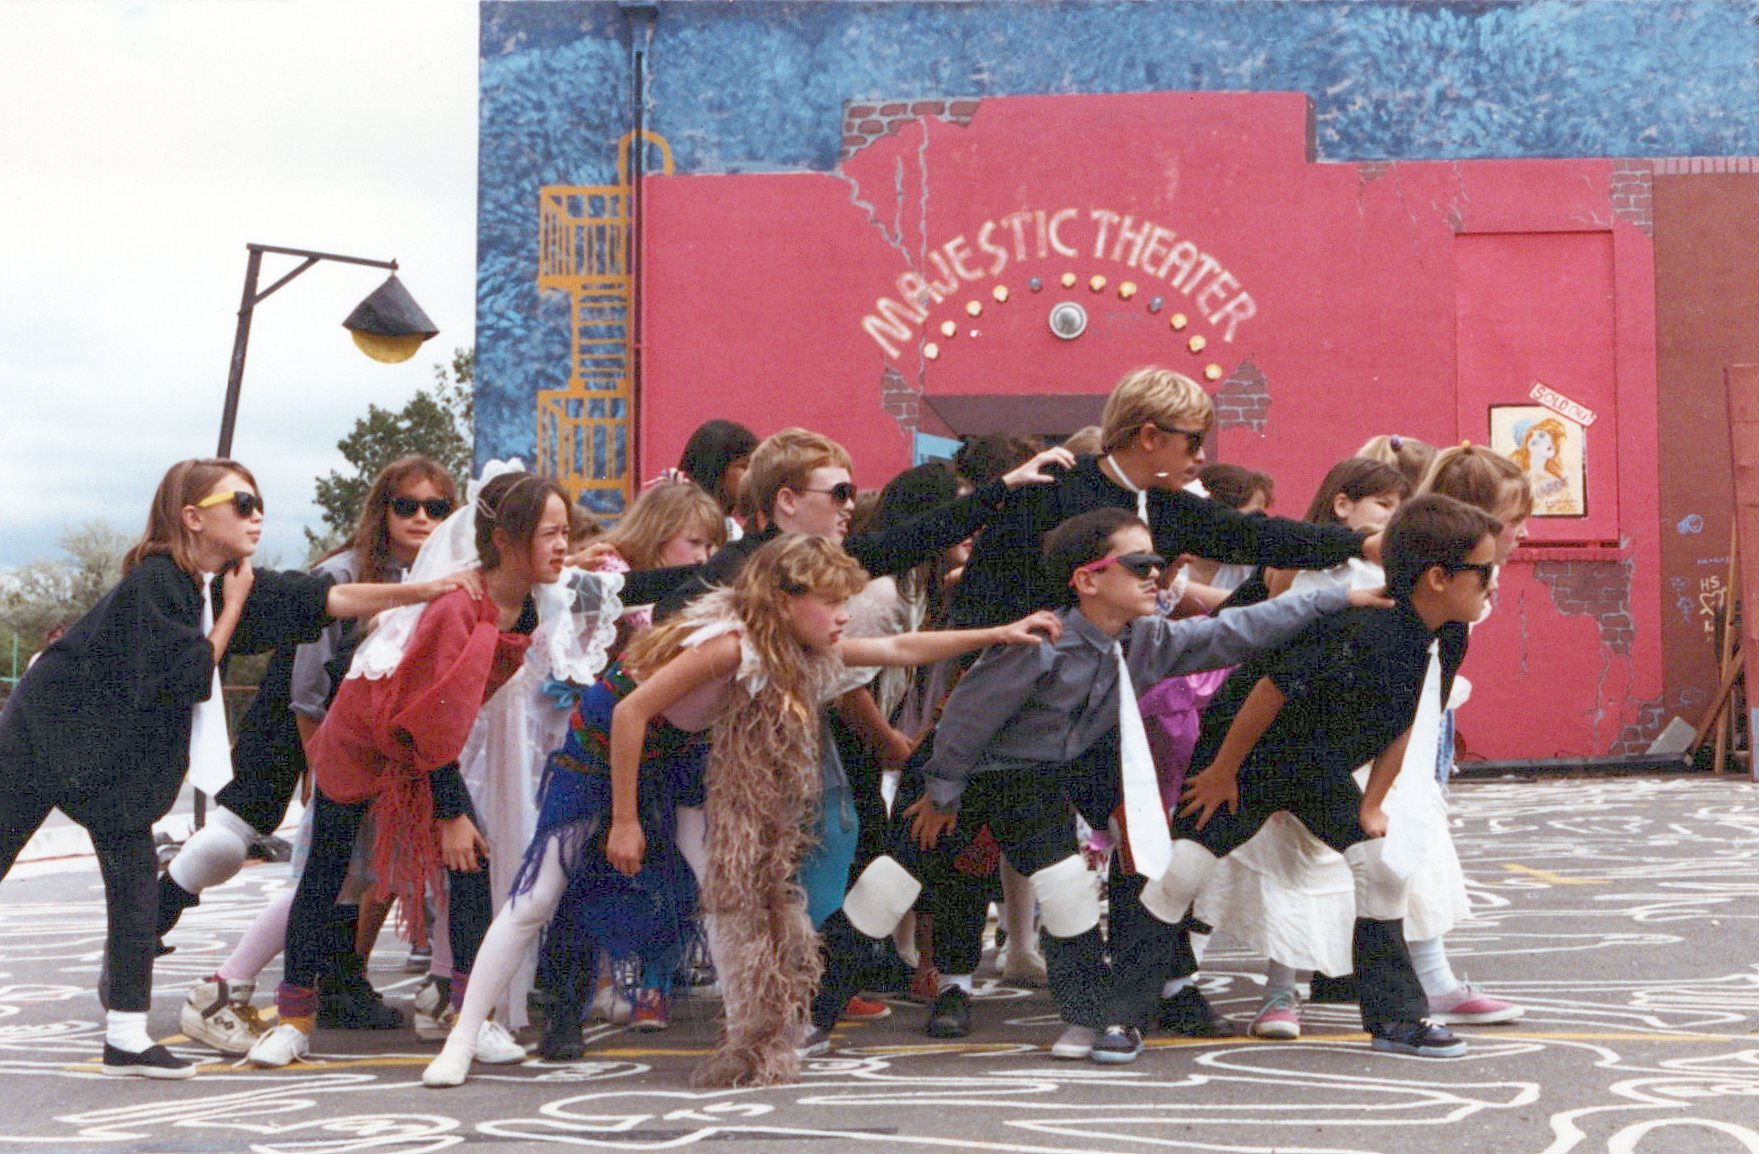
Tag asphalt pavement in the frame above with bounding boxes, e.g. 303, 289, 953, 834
3, 775, 1758, 1154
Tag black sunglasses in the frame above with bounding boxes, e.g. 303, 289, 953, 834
1444, 561, 1496, 585
389, 496, 454, 520
1150, 424, 1207, 455
800, 482, 858, 504
195, 490, 265, 518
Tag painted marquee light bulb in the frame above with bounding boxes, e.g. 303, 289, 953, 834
1147, 296, 1164, 313
992, 284, 1010, 302
966, 300, 983, 317
1060, 271, 1078, 288
1187, 334, 1207, 354
940, 320, 958, 338
1117, 281, 1137, 300
923, 342, 941, 360
1170, 313, 1188, 331
1028, 276, 1043, 292
1205, 364, 1224, 381
1089, 274, 1107, 292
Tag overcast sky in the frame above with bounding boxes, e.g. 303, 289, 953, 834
0, 0, 480, 570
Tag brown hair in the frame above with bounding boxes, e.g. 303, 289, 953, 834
334, 455, 458, 582
953, 433, 1044, 486
1356, 434, 1438, 491
1382, 493, 1503, 600
602, 481, 728, 570
624, 534, 866, 725
1417, 442, 1534, 522
1199, 462, 1275, 511
1100, 366, 1213, 454
741, 428, 854, 520
473, 472, 570, 570
1302, 457, 1411, 525
1043, 507, 1145, 604
123, 458, 262, 575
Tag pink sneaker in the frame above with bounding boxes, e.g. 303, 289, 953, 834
1427, 983, 1523, 1025
1249, 990, 1301, 1039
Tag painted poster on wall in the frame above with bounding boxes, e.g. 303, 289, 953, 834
1490, 404, 1587, 517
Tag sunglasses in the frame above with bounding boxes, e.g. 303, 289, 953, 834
195, 490, 265, 518
1070, 551, 1167, 586
1443, 561, 1497, 585
389, 496, 454, 520
1151, 424, 1208, 456
800, 482, 859, 504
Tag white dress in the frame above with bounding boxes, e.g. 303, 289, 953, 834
1193, 558, 1470, 974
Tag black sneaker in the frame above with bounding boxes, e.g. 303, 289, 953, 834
1370, 1020, 1468, 1058
318, 975, 405, 1030
1089, 1025, 1143, 1065
1156, 985, 1238, 1037
101, 1043, 196, 1080
1307, 972, 1358, 1004
924, 986, 972, 1038
539, 1005, 586, 1061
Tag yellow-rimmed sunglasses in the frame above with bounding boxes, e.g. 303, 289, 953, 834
195, 490, 265, 518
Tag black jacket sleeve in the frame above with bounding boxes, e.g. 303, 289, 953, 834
1154, 490, 1363, 570
225, 569, 337, 657
845, 479, 1010, 578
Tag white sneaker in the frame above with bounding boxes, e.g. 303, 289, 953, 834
590, 982, 633, 1025
246, 1023, 310, 1067
1050, 1024, 1097, 1060
412, 976, 455, 1041
795, 1027, 832, 1059
422, 1041, 474, 1088
475, 1019, 527, 1064
1000, 945, 1049, 985
180, 978, 267, 1055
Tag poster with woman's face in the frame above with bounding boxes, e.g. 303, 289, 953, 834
1490, 405, 1585, 517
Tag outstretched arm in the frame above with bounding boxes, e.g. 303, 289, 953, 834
838, 610, 1061, 667
324, 569, 482, 619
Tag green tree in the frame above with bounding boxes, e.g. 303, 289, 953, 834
307, 347, 474, 553
0, 520, 130, 652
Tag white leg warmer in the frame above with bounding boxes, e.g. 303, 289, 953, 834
167, 807, 255, 893
841, 855, 922, 939
1139, 840, 1221, 924
1029, 855, 1100, 938
1346, 839, 1410, 922
448, 838, 570, 1050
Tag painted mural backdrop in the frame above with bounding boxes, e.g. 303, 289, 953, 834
478, 0, 1759, 758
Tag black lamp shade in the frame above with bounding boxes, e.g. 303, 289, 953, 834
343, 274, 438, 338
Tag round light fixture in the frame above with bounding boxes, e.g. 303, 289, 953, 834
1048, 301, 1088, 340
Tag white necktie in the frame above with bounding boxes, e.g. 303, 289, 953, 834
186, 573, 234, 794
1114, 642, 1173, 878
1382, 639, 1444, 880
1105, 454, 1150, 522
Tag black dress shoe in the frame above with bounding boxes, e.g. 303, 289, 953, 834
101, 1043, 196, 1079
925, 986, 972, 1038
1156, 985, 1238, 1037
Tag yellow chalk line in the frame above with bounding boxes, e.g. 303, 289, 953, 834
1502, 863, 1607, 884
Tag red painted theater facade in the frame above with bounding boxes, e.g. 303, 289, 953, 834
636, 91, 1691, 763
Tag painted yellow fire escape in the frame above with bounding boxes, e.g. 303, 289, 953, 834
536, 131, 672, 516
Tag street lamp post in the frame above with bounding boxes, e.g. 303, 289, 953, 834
216, 242, 438, 456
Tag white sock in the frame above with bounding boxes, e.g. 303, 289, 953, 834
1161, 976, 1194, 998
1265, 960, 1300, 999
167, 809, 253, 893
939, 972, 974, 994
106, 1010, 155, 1052
1408, 935, 1457, 997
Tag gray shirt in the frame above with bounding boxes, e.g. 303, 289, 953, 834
922, 585, 1354, 811
287, 552, 368, 721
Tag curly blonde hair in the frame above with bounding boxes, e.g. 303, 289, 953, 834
623, 534, 866, 726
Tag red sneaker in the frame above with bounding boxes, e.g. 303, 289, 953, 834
629, 988, 670, 1032
841, 994, 892, 1022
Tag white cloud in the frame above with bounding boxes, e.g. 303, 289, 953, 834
0, 0, 480, 569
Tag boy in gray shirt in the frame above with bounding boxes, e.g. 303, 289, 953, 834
809, 507, 1389, 1061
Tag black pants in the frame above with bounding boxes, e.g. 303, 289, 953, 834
284, 787, 492, 990
814, 767, 1111, 1030
0, 780, 157, 1013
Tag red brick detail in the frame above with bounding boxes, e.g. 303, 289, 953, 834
1652, 156, 1759, 175
1214, 359, 1269, 431
841, 97, 983, 162
1610, 697, 1668, 757
1533, 558, 1636, 656
880, 364, 921, 438
1610, 160, 1654, 236
1358, 161, 1392, 183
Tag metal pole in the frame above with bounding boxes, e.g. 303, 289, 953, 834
216, 247, 263, 459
